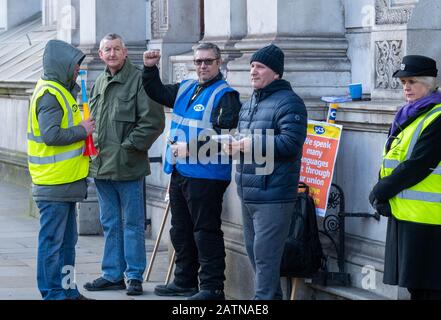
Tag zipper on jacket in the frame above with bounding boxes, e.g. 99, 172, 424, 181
247, 91, 260, 129
217, 107, 223, 127
240, 90, 260, 196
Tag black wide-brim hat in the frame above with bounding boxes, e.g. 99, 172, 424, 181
393, 55, 438, 78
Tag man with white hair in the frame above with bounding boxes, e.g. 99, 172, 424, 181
83, 33, 165, 296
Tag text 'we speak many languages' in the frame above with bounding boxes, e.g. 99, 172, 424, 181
304, 137, 332, 149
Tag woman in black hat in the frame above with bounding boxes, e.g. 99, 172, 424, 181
369, 55, 441, 300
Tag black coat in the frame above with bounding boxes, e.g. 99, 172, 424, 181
235, 79, 307, 203
370, 102, 441, 290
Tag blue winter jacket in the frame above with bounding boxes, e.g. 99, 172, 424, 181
235, 79, 307, 203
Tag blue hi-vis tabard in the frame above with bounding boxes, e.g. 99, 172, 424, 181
164, 79, 237, 181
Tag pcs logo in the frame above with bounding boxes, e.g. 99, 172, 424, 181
72, 104, 79, 112
314, 125, 325, 135
193, 104, 205, 112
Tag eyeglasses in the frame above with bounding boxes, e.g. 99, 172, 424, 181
193, 59, 218, 66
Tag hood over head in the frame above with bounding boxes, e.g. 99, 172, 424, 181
42, 40, 85, 89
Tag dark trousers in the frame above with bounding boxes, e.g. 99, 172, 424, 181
169, 170, 229, 290
241, 202, 294, 300
408, 288, 441, 300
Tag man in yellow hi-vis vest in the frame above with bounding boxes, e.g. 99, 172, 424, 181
369, 55, 441, 300
27, 40, 94, 300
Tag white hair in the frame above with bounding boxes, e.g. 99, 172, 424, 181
99, 33, 126, 49
415, 76, 439, 92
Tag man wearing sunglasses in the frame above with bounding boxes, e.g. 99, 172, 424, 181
142, 43, 241, 300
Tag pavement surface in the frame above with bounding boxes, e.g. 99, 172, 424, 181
0, 180, 185, 301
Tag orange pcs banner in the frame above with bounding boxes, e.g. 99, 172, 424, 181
299, 120, 342, 217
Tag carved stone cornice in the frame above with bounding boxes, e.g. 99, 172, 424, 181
375, 39, 403, 90
151, 0, 169, 39
172, 63, 190, 83
375, 0, 415, 25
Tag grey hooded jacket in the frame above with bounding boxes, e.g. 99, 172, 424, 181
31, 40, 88, 202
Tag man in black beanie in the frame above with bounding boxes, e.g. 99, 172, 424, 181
249, 43, 285, 78
225, 43, 307, 299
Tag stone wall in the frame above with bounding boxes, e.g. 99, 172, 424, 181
2, 0, 441, 300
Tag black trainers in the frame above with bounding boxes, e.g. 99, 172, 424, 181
126, 279, 143, 296
187, 289, 225, 300
76, 294, 94, 300
83, 277, 126, 291
154, 282, 198, 297
65, 294, 95, 300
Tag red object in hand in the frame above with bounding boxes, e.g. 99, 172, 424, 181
79, 70, 98, 157
84, 135, 98, 156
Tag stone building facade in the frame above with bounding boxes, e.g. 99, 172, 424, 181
1, 0, 440, 300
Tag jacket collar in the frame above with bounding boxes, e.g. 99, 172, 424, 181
391, 102, 440, 137
253, 79, 292, 102
197, 72, 224, 88
105, 58, 133, 83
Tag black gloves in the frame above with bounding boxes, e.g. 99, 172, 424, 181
369, 190, 392, 217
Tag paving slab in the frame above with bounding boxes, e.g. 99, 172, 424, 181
0, 181, 176, 301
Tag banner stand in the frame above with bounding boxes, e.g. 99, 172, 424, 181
295, 98, 380, 290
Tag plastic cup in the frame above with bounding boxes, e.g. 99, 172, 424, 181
349, 83, 362, 100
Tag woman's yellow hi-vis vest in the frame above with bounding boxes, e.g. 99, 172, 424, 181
380, 103, 441, 225
27, 79, 89, 185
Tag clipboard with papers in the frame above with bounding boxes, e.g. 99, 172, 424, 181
211, 134, 238, 144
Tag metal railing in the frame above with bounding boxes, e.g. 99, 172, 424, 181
312, 183, 380, 286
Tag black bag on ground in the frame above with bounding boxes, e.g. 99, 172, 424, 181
280, 183, 324, 278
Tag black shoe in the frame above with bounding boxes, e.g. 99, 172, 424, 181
187, 289, 225, 300
83, 277, 126, 291
64, 294, 95, 300
126, 279, 143, 296
154, 282, 198, 297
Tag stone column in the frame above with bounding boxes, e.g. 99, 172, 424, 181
0, 0, 40, 30
56, 0, 77, 44
77, 0, 148, 81
78, 0, 147, 47
169, 0, 247, 83
0, 0, 5, 30
407, 0, 441, 80
228, 0, 351, 100
148, 0, 201, 83
41, 0, 80, 45
201, 0, 247, 77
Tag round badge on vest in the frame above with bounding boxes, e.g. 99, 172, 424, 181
193, 104, 205, 112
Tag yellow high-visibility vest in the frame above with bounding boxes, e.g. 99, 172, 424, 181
27, 79, 89, 185
380, 103, 441, 225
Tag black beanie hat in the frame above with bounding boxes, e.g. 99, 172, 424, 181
250, 44, 284, 77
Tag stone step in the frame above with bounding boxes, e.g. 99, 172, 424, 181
307, 283, 391, 300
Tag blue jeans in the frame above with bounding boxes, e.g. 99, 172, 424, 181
95, 178, 146, 282
241, 202, 294, 300
36, 201, 80, 300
